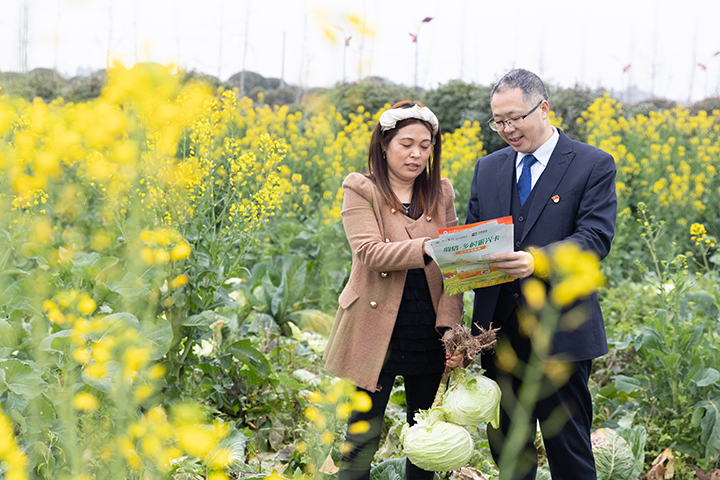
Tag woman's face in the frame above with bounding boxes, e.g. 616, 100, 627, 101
383, 122, 433, 187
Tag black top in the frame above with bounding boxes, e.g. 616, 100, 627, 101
381, 204, 445, 375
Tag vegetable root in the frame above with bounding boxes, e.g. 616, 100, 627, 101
432, 323, 499, 407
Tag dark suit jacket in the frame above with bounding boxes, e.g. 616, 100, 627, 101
467, 129, 617, 361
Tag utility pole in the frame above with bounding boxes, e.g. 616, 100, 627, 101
217, 0, 223, 80
106, 0, 112, 68
54, 0, 61, 70
133, 0, 138, 64
411, 17, 432, 91
280, 31, 286, 87
333, 25, 351, 83
17, 1, 30, 73
688, 18, 699, 104
239, 0, 251, 98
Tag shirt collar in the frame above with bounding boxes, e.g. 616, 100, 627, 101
514, 127, 559, 168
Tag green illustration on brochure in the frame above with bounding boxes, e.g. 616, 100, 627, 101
426, 216, 515, 296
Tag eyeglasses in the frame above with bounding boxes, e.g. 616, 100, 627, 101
487, 100, 543, 132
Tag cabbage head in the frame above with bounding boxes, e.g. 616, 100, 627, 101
441, 368, 501, 428
591, 428, 636, 480
400, 408, 473, 472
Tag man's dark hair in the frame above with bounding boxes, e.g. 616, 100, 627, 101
491, 68, 548, 104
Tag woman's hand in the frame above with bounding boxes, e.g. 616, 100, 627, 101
443, 329, 464, 368
423, 240, 432, 257
445, 352, 464, 368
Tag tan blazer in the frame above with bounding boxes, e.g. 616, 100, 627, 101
323, 172, 464, 391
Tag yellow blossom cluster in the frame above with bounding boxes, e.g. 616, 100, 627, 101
121, 403, 231, 477
579, 94, 720, 234
690, 223, 714, 247
523, 242, 604, 310
140, 227, 191, 265
0, 408, 28, 480
303, 380, 371, 458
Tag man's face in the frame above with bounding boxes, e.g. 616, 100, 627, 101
490, 87, 552, 154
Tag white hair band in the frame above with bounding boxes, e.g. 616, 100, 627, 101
379, 104, 439, 140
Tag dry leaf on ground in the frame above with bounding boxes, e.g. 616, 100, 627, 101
646, 448, 674, 480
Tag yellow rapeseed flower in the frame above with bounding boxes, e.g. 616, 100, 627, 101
78, 293, 97, 315
351, 391, 372, 412
304, 406, 326, 429
348, 420, 370, 435
321, 431, 335, 445
522, 278, 547, 311
170, 274, 189, 289
336, 402, 353, 421
176, 424, 217, 458
208, 447, 232, 469
207, 472, 230, 480
171, 241, 191, 260
73, 392, 100, 412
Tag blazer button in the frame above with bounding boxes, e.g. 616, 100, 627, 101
385, 238, 390, 243
380, 272, 388, 278
513, 293, 520, 299
515, 241, 521, 248
518, 215, 524, 222
370, 301, 378, 308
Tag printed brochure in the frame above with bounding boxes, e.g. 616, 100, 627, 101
426, 216, 515, 296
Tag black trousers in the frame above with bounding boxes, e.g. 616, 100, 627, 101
483, 328, 596, 480
339, 371, 443, 480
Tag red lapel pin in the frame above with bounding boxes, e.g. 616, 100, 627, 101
552, 195, 560, 203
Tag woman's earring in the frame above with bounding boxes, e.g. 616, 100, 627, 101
382, 151, 386, 159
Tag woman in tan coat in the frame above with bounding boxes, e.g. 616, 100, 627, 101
323, 101, 464, 480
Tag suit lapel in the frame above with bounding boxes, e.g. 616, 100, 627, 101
496, 149, 514, 216
521, 131, 575, 243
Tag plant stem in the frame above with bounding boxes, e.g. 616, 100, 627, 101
432, 366, 452, 408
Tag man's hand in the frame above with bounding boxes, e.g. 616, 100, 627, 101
490, 251, 534, 279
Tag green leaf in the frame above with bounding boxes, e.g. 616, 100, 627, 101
695, 392, 720, 461
141, 317, 174, 360
614, 375, 642, 394
229, 339, 270, 377
182, 311, 221, 329
38, 329, 72, 354
91, 256, 120, 280
24, 396, 56, 435
272, 256, 306, 318
0, 281, 32, 315
611, 334, 633, 350
681, 292, 718, 320
616, 426, 647, 480
105, 272, 150, 298
71, 252, 101, 277
691, 368, 720, 387
240, 312, 277, 336
657, 353, 681, 375
535, 468, 552, 480
0, 319, 17, 355
370, 457, 406, 480
0, 359, 46, 398
261, 274, 279, 312
103, 312, 140, 332
211, 287, 239, 309
81, 360, 121, 393
636, 326, 664, 354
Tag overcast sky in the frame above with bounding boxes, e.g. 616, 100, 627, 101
2, 0, 720, 103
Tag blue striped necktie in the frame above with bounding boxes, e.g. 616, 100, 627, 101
517, 154, 537, 206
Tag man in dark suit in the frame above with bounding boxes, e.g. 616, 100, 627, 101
467, 69, 616, 479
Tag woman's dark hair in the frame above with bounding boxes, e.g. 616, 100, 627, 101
367, 100, 442, 217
